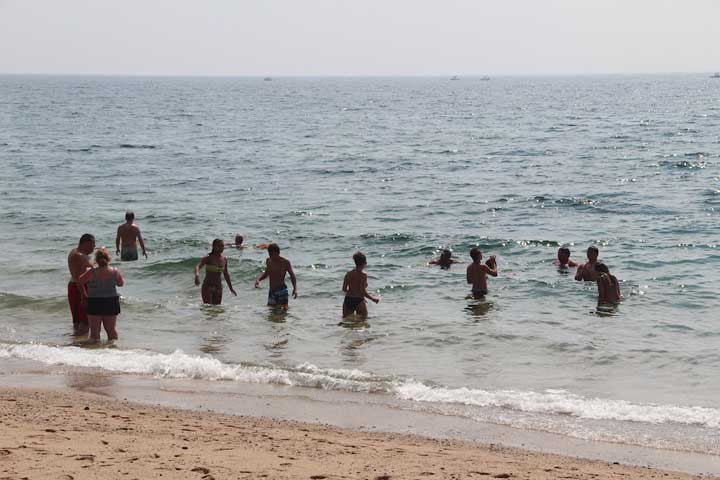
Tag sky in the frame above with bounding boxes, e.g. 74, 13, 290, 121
1, 0, 718, 76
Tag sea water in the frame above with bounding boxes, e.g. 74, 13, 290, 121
1, 75, 719, 455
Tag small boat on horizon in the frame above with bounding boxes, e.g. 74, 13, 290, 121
450, 75, 460, 81
480, 75, 490, 81
711, 72, 720, 79
263, 77, 272, 81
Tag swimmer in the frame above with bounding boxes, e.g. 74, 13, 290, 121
225, 234, 245, 249
595, 262, 621, 309
466, 247, 497, 299
67, 233, 95, 335
342, 251, 380, 318
428, 249, 462, 269
554, 246, 578, 269
575, 246, 600, 281
115, 211, 147, 261
77, 248, 124, 343
194, 239, 237, 305
255, 243, 297, 309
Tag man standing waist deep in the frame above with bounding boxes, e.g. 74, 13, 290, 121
67, 233, 95, 335
115, 210, 147, 261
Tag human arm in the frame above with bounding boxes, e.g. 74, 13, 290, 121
136, 227, 147, 258
342, 273, 349, 293
194, 257, 207, 286
115, 227, 121, 256
115, 269, 124, 287
76, 267, 93, 287
575, 264, 586, 281
363, 277, 379, 304
483, 256, 498, 277
255, 260, 269, 288
287, 261, 298, 298
223, 258, 236, 296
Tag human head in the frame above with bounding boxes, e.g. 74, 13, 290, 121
95, 248, 111, 267
595, 262, 609, 274
353, 251, 367, 268
470, 246, 482, 262
557, 247, 571, 263
234, 234, 244, 246
78, 233, 96, 254
439, 249, 452, 267
125, 210, 134, 222
267, 243, 280, 257
211, 238, 224, 254
587, 246, 599, 262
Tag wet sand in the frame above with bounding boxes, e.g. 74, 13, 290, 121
1, 387, 715, 480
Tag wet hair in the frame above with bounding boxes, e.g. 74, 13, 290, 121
587, 246, 599, 255
235, 234, 244, 245
267, 243, 280, 254
210, 238, 223, 255
440, 249, 452, 261
95, 248, 111, 267
558, 247, 571, 257
470, 247, 482, 262
353, 251, 367, 267
595, 262, 609, 274
125, 210, 135, 221
78, 233, 95, 246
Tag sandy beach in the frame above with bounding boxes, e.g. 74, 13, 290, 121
1, 387, 714, 480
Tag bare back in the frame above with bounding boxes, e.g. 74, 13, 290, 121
343, 269, 368, 298
117, 223, 141, 249
466, 262, 489, 291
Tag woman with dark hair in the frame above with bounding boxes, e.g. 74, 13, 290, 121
77, 248, 123, 342
194, 239, 236, 304
595, 262, 621, 310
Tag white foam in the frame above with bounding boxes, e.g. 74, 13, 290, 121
0, 343, 387, 392
2, 342, 719, 429
394, 383, 720, 429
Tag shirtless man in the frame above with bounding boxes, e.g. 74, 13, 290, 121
466, 247, 498, 299
575, 246, 599, 281
254, 243, 297, 309
67, 233, 95, 335
342, 251, 380, 318
554, 247, 578, 270
115, 211, 147, 261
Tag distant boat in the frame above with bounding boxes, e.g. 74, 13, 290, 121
711, 72, 720, 79
480, 76, 491, 81
263, 77, 272, 81
450, 76, 460, 81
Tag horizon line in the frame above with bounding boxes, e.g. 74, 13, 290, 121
1, 70, 718, 79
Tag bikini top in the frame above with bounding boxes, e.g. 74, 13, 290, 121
87, 268, 119, 298
205, 262, 225, 274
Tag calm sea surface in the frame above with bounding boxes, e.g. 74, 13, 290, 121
1, 75, 719, 453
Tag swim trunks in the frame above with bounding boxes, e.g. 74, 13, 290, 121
343, 296, 365, 312
472, 288, 488, 298
202, 283, 223, 305
121, 248, 139, 261
268, 285, 289, 306
67, 282, 88, 333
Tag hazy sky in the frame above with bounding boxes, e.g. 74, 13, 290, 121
1, 0, 718, 76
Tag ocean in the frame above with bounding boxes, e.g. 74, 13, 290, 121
1, 74, 719, 458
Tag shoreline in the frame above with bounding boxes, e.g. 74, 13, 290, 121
2, 386, 716, 480
1, 361, 719, 479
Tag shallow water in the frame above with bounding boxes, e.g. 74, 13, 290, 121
1, 74, 719, 454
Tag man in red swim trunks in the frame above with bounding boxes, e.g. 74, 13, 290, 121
67, 233, 95, 335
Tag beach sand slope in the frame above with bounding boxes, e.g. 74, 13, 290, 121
0, 388, 711, 480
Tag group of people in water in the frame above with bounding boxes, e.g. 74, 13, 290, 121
67, 211, 620, 342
